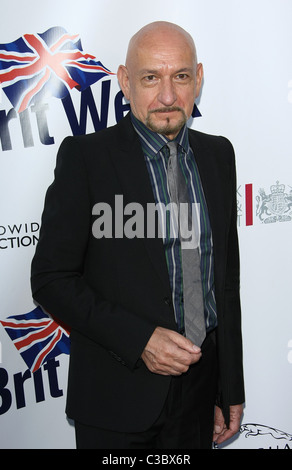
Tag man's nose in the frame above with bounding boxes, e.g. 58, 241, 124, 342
157, 78, 177, 106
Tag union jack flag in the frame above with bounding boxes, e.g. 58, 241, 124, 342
0, 26, 114, 113
0, 306, 70, 372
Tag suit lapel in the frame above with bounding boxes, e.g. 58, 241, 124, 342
109, 115, 172, 293
188, 131, 221, 238
188, 130, 230, 290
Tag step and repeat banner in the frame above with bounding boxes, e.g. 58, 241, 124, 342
0, 0, 291, 449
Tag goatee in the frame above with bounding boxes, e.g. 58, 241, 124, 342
146, 107, 188, 137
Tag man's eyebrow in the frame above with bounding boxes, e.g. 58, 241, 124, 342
138, 69, 159, 76
138, 67, 195, 76
174, 67, 195, 75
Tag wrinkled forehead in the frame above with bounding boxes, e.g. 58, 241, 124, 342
126, 24, 197, 69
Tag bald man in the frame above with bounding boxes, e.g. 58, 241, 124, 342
31, 21, 245, 449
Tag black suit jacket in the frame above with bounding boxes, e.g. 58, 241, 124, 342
31, 113, 244, 432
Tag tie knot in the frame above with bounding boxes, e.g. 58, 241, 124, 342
166, 141, 177, 157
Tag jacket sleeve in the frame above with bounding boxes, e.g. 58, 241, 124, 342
31, 137, 156, 370
219, 138, 245, 412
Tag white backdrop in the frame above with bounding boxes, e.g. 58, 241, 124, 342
0, 0, 291, 449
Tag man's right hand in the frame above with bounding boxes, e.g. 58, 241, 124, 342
141, 326, 202, 376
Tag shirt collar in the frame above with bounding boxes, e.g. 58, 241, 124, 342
130, 112, 190, 159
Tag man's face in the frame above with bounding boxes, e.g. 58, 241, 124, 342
118, 29, 203, 140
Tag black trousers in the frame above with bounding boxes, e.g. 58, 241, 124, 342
75, 331, 218, 449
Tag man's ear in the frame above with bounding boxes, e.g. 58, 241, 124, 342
195, 63, 204, 99
117, 65, 130, 100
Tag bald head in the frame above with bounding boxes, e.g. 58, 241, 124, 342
126, 21, 198, 69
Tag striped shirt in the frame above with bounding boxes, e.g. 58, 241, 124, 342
131, 113, 217, 333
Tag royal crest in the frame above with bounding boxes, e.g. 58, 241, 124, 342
256, 181, 292, 223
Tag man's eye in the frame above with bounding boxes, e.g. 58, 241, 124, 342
176, 73, 188, 80
144, 75, 156, 81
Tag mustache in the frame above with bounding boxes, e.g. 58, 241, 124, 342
148, 106, 185, 114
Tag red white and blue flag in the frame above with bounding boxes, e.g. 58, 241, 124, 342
0, 306, 70, 372
0, 26, 114, 113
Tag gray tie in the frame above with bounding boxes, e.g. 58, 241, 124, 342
166, 141, 206, 346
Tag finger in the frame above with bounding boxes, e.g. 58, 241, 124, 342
149, 328, 201, 363
213, 428, 234, 445
143, 355, 188, 376
141, 327, 202, 375
142, 347, 193, 375
149, 326, 202, 355
169, 330, 202, 354
213, 419, 240, 445
166, 342, 202, 368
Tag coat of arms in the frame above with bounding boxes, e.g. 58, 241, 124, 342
256, 181, 292, 223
